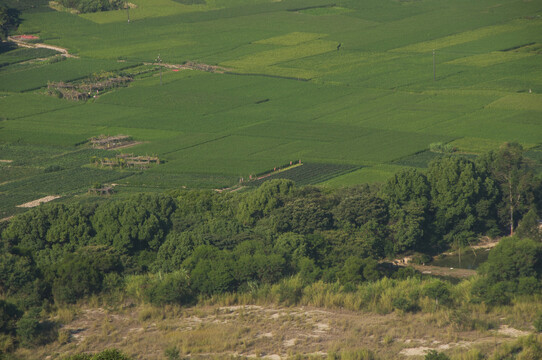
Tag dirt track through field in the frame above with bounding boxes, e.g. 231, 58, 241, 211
8, 36, 77, 58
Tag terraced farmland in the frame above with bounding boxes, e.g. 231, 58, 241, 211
1, 0, 541, 216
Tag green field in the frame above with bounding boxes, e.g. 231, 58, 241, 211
0, 0, 541, 216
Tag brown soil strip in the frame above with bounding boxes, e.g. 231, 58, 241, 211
0, 160, 13, 163
7, 36, 77, 58
17, 195, 61, 208
410, 264, 476, 278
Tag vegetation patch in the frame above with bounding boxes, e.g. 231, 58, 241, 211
47, 71, 133, 101
298, 6, 353, 16
254, 32, 326, 46
247, 162, 359, 187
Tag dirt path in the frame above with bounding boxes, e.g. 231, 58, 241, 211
8, 36, 77, 58
16, 195, 61, 208
410, 264, 476, 278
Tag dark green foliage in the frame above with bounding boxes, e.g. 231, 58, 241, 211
15, 308, 40, 347
516, 207, 541, 241
63, 349, 132, 360
164, 346, 180, 360
153, 232, 195, 273
237, 179, 294, 225
273, 196, 333, 234
0, 300, 22, 335
476, 143, 537, 235
144, 270, 193, 306
57, 0, 123, 13
0, 250, 38, 296
92, 194, 175, 255
423, 279, 451, 306
49, 249, 121, 304
425, 350, 450, 360
471, 280, 511, 306
427, 156, 499, 247
392, 295, 419, 313
334, 185, 388, 229
380, 168, 431, 254
480, 237, 542, 284
185, 246, 235, 295
470, 237, 542, 304
0, 6, 20, 41
338, 257, 380, 285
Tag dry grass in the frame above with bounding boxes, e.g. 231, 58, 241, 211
12, 300, 537, 360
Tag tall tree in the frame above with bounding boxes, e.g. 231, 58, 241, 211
427, 156, 498, 247
0, 6, 20, 41
477, 143, 535, 236
380, 168, 431, 253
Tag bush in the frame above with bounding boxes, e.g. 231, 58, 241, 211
144, 271, 193, 306
16, 308, 40, 347
425, 350, 450, 360
423, 279, 451, 306
392, 295, 419, 313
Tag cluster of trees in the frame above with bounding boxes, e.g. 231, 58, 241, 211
57, 0, 124, 13
0, 143, 540, 351
0, 5, 20, 41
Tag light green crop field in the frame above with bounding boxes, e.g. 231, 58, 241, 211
0, 0, 541, 216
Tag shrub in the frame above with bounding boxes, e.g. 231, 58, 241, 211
16, 308, 41, 347
423, 279, 451, 306
144, 271, 193, 306
425, 350, 450, 360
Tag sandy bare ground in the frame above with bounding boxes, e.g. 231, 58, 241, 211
17, 303, 531, 360
17, 195, 61, 208
411, 264, 476, 278
7, 36, 77, 58
0, 159, 13, 163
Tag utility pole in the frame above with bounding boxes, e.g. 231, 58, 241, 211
433, 49, 436, 81
125, 1, 130, 23
156, 53, 162, 85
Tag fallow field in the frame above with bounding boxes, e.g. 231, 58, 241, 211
1, 0, 541, 217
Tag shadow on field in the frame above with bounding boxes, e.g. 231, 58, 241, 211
0, 41, 17, 55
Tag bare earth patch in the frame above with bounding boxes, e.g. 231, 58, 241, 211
14, 304, 530, 360
497, 325, 531, 337
17, 195, 61, 208
0, 160, 13, 163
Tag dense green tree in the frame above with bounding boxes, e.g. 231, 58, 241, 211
0, 251, 37, 296
427, 156, 499, 247
516, 207, 541, 241
476, 143, 536, 235
144, 270, 192, 306
380, 168, 431, 253
237, 179, 294, 225
272, 197, 333, 234
0, 6, 19, 41
338, 256, 379, 285
479, 237, 541, 283
334, 185, 388, 229
92, 194, 175, 254
49, 249, 121, 304
0, 300, 21, 335
15, 307, 40, 347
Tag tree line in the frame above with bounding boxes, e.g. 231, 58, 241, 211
0, 143, 541, 353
